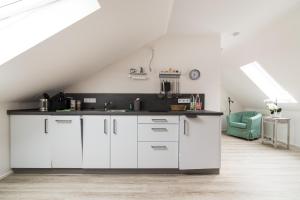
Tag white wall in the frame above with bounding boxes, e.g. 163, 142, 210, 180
0, 102, 36, 179
0, 103, 11, 178
66, 35, 222, 111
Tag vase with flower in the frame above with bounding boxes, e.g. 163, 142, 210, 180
265, 101, 282, 118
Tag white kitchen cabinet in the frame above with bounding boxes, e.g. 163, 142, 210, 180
179, 115, 221, 170
82, 116, 110, 168
10, 115, 51, 168
111, 116, 138, 168
138, 142, 178, 168
49, 116, 82, 168
10, 113, 222, 171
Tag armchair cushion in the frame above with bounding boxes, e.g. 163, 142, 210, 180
241, 111, 257, 124
230, 122, 247, 129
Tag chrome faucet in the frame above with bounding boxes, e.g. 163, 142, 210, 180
104, 101, 112, 111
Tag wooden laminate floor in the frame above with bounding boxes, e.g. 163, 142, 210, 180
1, 134, 300, 200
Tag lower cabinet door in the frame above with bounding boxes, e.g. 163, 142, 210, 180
82, 116, 110, 168
111, 116, 138, 168
10, 115, 51, 168
138, 142, 178, 168
49, 116, 82, 168
179, 116, 221, 170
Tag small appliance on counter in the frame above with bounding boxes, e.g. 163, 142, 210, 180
47, 92, 79, 111
134, 98, 141, 111
39, 93, 50, 112
39, 99, 48, 112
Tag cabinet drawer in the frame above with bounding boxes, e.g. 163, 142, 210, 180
138, 116, 179, 124
138, 124, 178, 141
138, 142, 178, 168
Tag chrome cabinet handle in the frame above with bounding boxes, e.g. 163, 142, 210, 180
184, 120, 188, 135
55, 120, 72, 123
44, 119, 48, 134
151, 145, 168, 150
152, 119, 168, 123
113, 119, 117, 134
80, 118, 83, 157
104, 119, 107, 134
151, 128, 168, 132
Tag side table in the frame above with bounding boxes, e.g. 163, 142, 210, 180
262, 116, 291, 149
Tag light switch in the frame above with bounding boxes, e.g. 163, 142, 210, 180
178, 98, 190, 104
84, 98, 97, 103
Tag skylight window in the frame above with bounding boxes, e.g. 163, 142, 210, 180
240, 62, 297, 103
0, 0, 100, 66
0, 0, 56, 22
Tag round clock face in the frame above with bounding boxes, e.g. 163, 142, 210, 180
189, 69, 200, 80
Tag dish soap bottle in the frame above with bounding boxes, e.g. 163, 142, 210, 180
195, 94, 202, 110
190, 95, 195, 111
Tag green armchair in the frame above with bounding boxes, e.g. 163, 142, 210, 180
226, 111, 262, 140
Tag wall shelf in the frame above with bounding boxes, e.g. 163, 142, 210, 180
128, 72, 148, 80
159, 72, 181, 78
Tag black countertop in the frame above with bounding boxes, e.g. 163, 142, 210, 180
7, 109, 223, 116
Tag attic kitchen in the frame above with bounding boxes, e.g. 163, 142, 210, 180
7, 67, 222, 174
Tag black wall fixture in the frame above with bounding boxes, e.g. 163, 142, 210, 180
65, 93, 205, 111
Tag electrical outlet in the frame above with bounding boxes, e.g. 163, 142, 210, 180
178, 98, 190, 104
84, 98, 97, 103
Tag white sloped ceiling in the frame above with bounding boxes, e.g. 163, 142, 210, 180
0, 0, 174, 102
168, 0, 300, 49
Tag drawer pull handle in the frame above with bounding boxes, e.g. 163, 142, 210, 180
151, 128, 168, 132
104, 119, 108, 134
184, 120, 188, 136
55, 120, 72, 123
44, 119, 48, 134
151, 145, 168, 150
113, 119, 117, 134
152, 119, 168, 123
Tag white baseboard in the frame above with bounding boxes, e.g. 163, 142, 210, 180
0, 169, 13, 180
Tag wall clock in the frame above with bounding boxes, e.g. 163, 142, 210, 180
189, 69, 201, 80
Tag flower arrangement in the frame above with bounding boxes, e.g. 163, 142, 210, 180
265, 100, 282, 115
266, 103, 282, 114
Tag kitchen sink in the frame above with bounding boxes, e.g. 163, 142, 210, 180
106, 109, 127, 112
81, 109, 128, 112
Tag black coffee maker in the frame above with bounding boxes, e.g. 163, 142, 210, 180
49, 92, 71, 111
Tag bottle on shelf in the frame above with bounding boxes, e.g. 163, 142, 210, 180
195, 94, 202, 110
190, 95, 195, 111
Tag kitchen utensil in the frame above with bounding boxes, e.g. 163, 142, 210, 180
164, 81, 171, 93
